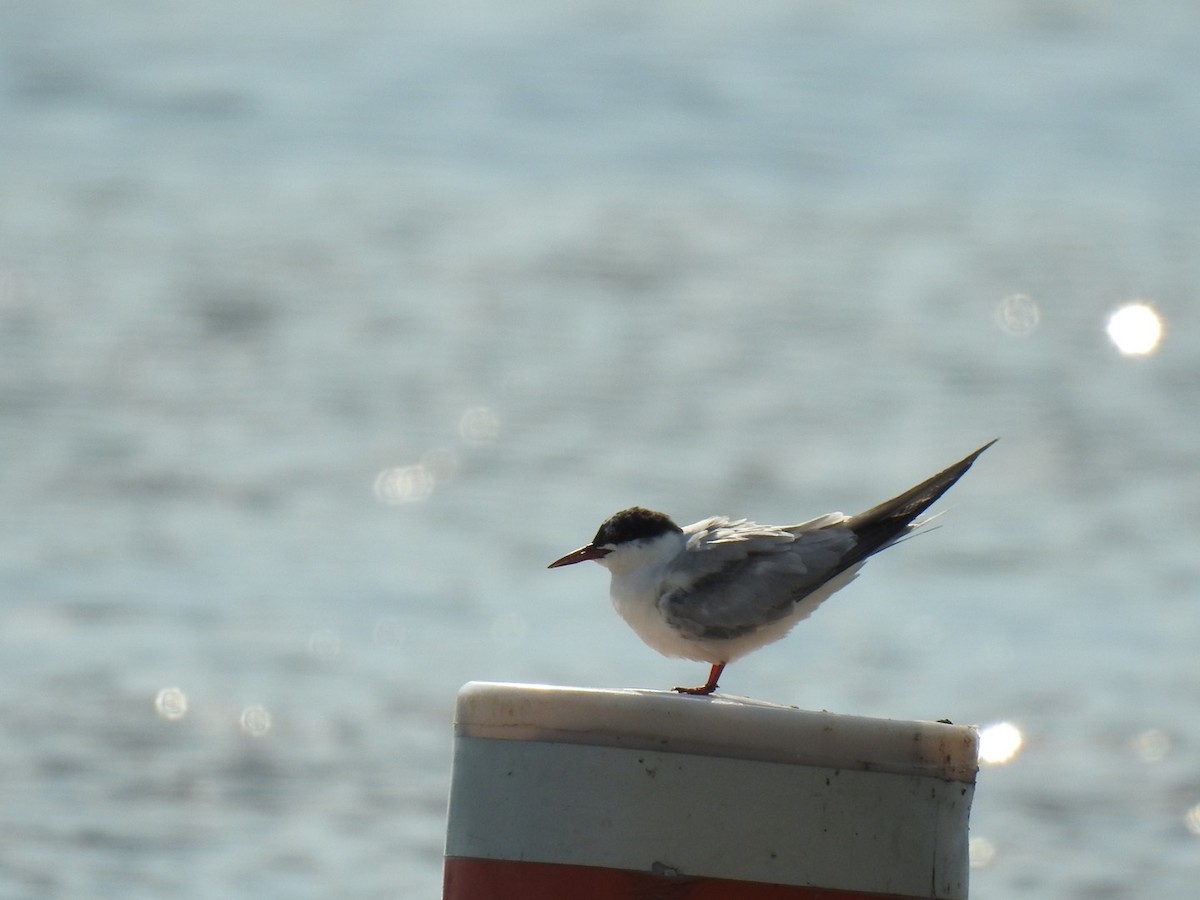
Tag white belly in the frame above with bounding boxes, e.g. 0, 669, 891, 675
609, 564, 863, 665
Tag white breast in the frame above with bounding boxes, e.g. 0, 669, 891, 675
604, 536, 866, 665
609, 573, 709, 660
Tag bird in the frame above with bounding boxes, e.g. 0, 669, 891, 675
548, 440, 995, 695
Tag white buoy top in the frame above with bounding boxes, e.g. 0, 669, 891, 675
455, 681, 978, 783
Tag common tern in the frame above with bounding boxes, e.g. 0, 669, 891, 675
549, 440, 994, 695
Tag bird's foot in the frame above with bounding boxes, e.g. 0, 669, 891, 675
673, 683, 717, 696
673, 662, 725, 696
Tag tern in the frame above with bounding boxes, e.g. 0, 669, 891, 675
549, 440, 994, 695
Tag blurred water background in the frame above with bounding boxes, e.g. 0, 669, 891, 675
3, 2, 1200, 897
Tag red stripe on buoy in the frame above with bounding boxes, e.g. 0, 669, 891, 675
444, 856, 921, 900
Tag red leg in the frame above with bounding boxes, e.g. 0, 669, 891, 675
674, 662, 725, 695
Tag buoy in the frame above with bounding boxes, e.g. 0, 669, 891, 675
444, 682, 978, 899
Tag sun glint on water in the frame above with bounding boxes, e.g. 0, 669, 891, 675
1106, 302, 1164, 356
978, 721, 1024, 765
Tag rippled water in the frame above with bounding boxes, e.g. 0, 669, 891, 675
3, 3, 1200, 897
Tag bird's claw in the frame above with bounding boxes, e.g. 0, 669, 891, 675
673, 683, 718, 696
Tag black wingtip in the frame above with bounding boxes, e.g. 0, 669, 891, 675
964, 438, 999, 464
846, 439, 995, 552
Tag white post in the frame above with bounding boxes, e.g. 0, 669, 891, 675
444, 682, 978, 899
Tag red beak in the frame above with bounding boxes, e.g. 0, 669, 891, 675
547, 544, 610, 568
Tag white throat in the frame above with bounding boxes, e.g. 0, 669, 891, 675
598, 530, 693, 659
597, 530, 686, 578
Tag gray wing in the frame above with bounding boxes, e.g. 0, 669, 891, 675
659, 515, 858, 640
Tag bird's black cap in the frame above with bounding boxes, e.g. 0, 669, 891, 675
593, 507, 682, 547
